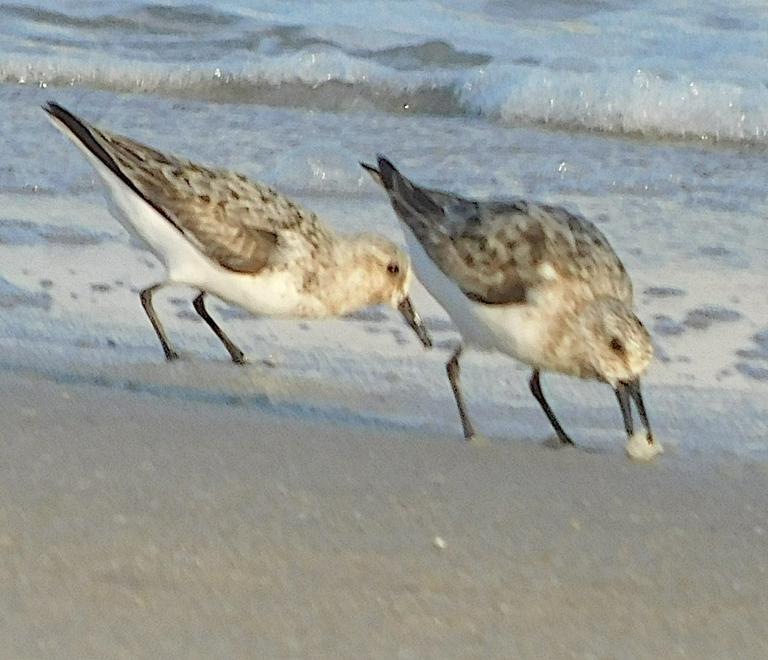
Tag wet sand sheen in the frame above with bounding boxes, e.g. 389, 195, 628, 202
0, 369, 766, 659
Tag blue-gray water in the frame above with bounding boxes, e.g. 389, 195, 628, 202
1, 0, 767, 460
4, 0, 768, 143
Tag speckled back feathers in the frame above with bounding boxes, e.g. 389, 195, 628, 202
71, 118, 338, 275
369, 157, 632, 308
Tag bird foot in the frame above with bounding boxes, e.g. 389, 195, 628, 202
466, 433, 491, 448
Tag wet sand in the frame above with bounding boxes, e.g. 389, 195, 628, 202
1, 369, 766, 659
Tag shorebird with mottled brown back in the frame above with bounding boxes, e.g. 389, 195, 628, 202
44, 103, 432, 363
363, 156, 657, 457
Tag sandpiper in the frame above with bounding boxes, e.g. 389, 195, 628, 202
44, 103, 432, 362
363, 156, 655, 452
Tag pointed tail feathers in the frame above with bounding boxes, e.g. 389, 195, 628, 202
43, 102, 137, 196
361, 155, 444, 221
360, 160, 384, 188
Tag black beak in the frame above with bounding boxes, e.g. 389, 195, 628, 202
615, 379, 654, 444
397, 296, 432, 348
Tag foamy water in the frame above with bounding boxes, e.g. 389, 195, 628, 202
0, 0, 767, 459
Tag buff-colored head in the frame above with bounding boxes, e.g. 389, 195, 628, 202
346, 234, 412, 304
340, 234, 432, 347
572, 296, 655, 446
577, 296, 654, 387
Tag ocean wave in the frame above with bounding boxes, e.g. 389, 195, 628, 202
0, 3, 240, 35
0, 52, 466, 115
5, 49, 768, 146
462, 65, 768, 144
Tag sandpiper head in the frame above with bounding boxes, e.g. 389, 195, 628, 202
346, 235, 432, 348
579, 297, 653, 387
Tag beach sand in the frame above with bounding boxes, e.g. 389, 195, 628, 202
1, 368, 766, 659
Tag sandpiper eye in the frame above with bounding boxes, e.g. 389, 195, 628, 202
610, 337, 625, 353
387, 262, 400, 275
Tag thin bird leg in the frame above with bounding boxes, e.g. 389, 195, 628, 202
192, 292, 247, 365
139, 284, 179, 362
615, 385, 634, 438
446, 345, 476, 440
629, 381, 654, 444
529, 370, 574, 446
617, 379, 654, 444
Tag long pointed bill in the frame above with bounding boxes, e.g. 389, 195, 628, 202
397, 296, 433, 348
615, 379, 654, 444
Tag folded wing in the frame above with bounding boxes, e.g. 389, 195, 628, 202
44, 102, 317, 274
364, 156, 631, 305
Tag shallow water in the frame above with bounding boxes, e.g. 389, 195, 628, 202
0, 2, 767, 460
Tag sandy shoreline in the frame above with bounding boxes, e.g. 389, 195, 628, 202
0, 368, 766, 659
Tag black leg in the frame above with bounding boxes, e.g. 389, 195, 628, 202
446, 345, 476, 440
192, 292, 247, 365
529, 370, 574, 445
140, 284, 179, 361
629, 381, 654, 444
617, 379, 654, 444
616, 386, 634, 437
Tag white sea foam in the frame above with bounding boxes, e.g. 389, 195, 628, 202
626, 431, 664, 461
7, 52, 768, 144
461, 65, 768, 142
